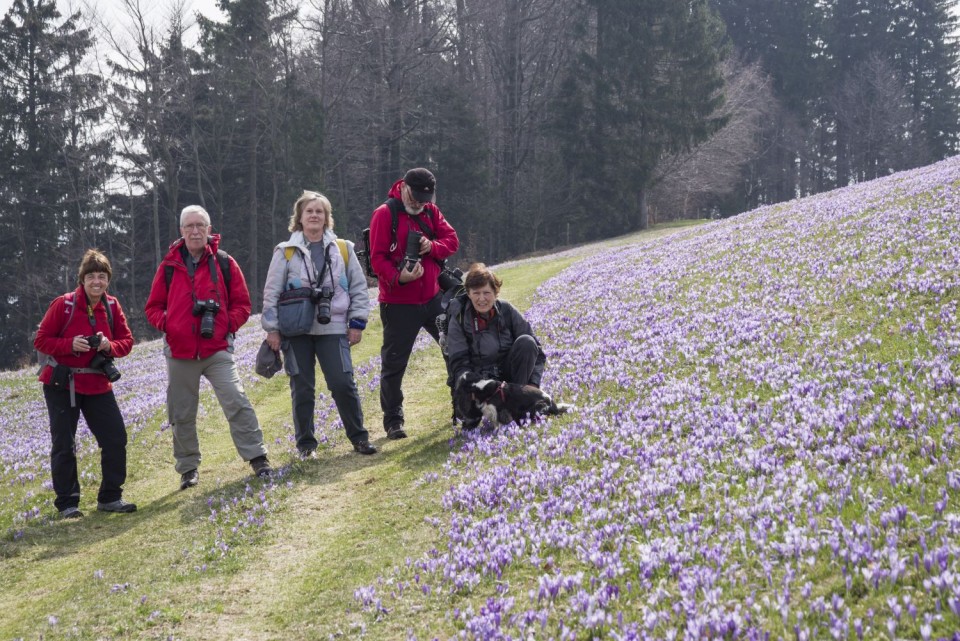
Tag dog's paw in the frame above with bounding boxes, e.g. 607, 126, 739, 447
481, 404, 499, 426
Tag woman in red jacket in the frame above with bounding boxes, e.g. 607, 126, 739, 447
34, 249, 136, 519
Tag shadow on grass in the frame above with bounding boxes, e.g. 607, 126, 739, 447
2, 488, 184, 561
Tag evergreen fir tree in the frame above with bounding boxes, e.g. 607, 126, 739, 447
0, 0, 111, 364
565, 0, 727, 231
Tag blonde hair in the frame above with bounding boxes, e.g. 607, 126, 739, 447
289, 191, 334, 232
464, 263, 502, 295
77, 249, 113, 286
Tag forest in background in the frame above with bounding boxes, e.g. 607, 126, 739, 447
0, 0, 958, 368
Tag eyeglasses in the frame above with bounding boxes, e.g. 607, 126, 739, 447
182, 223, 208, 231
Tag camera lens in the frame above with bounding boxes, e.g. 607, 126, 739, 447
316, 286, 332, 324
194, 299, 219, 339
405, 230, 422, 268
89, 352, 121, 382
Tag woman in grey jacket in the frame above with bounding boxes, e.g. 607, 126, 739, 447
262, 191, 376, 456
445, 263, 546, 397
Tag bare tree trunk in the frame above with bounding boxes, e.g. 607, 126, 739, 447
153, 185, 161, 263
247, 123, 260, 309
637, 185, 649, 230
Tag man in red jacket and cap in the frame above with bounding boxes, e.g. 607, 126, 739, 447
145, 205, 271, 490
369, 168, 460, 440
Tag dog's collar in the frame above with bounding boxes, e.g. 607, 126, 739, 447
476, 381, 507, 405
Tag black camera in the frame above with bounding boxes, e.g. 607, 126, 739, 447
85, 335, 121, 382
192, 298, 220, 339
404, 230, 423, 270
438, 265, 464, 292
313, 285, 333, 324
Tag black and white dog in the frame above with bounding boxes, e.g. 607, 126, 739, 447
454, 371, 573, 428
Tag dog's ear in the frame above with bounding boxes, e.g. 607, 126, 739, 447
455, 371, 472, 392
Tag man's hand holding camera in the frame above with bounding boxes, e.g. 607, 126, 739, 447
399, 230, 432, 283
398, 260, 424, 283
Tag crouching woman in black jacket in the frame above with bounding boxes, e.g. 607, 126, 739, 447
445, 263, 546, 425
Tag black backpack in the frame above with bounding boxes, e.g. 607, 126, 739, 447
436, 288, 469, 356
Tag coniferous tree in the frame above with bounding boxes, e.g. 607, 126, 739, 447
711, 0, 821, 203
889, 0, 960, 159
197, 0, 296, 306
559, 0, 728, 232
0, 0, 111, 365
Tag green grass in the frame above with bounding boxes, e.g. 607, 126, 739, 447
0, 224, 697, 640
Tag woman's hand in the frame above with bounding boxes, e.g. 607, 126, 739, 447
347, 328, 362, 347
72, 335, 91, 353
266, 331, 281, 352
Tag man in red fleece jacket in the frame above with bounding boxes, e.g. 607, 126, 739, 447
145, 205, 271, 490
369, 168, 460, 440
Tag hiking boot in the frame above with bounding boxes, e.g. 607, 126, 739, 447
386, 425, 407, 440
180, 469, 199, 490
60, 506, 84, 519
250, 455, 272, 478
97, 499, 137, 513
352, 440, 377, 455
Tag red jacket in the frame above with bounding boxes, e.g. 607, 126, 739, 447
144, 234, 252, 360
34, 287, 134, 395
370, 179, 460, 305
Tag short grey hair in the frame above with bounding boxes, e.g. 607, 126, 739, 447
180, 205, 211, 227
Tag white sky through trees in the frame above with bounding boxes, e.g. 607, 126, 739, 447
0, 0, 225, 36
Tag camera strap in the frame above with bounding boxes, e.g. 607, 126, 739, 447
206, 254, 223, 306
317, 243, 335, 290
83, 290, 98, 330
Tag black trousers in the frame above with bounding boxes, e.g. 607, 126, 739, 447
287, 333, 369, 451
43, 385, 127, 510
379, 293, 443, 431
502, 334, 541, 385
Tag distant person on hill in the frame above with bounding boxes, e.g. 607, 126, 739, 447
261, 191, 376, 457
145, 205, 272, 490
34, 249, 137, 518
445, 263, 546, 427
369, 168, 460, 440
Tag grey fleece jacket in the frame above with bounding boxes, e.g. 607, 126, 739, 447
261, 229, 370, 336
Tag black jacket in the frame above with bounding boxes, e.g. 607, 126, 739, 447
446, 296, 545, 386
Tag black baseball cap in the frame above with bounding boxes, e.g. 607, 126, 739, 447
403, 168, 436, 203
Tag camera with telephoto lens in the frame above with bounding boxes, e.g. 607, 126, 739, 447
84, 334, 122, 382
192, 298, 220, 339
312, 285, 333, 324
438, 264, 464, 292
404, 230, 423, 270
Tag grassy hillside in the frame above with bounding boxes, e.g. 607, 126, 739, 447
2, 154, 960, 639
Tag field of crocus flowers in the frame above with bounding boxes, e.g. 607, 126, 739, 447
353, 158, 960, 639
0, 156, 958, 640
